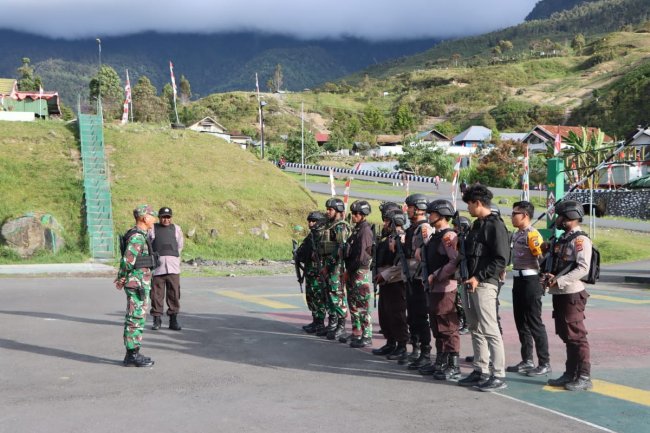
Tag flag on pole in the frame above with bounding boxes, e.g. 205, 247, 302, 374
38, 86, 44, 117
343, 178, 351, 210
450, 157, 462, 210
553, 131, 562, 156
522, 146, 530, 201
329, 168, 336, 197
570, 160, 579, 185
170, 61, 177, 97
255, 73, 262, 132
607, 164, 613, 189
121, 70, 131, 124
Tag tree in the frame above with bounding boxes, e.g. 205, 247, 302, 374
392, 104, 415, 136
498, 40, 514, 53
451, 53, 461, 67
397, 143, 454, 178
362, 103, 386, 134
474, 139, 525, 188
132, 76, 168, 123
559, 127, 607, 189
270, 64, 283, 92
16, 57, 43, 91
284, 130, 319, 163
571, 33, 586, 55
179, 75, 192, 104
89, 65, 123, 119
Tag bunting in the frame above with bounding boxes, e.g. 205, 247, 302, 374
169, 60, 180, 124
522, 146, 529, 201
342, 162, 362, 211
329, 167, 336, 196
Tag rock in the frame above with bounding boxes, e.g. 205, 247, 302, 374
262, 232, 270, 240
249, 227, 263, 236
260, 222, 269, 231
210, 228, 219, 238
271, 220, 284, 227
498, 198, 509, 204
0, 212, 65, 258
224, 201, 238, 212
187, 227, 196, 238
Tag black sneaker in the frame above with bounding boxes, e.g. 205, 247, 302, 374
565, 375, 593, 391
526, 364, 551, 376
506, 360, 534, 373
547, 372, 575, 387
458, 370, 486, 387
476, 376, 507, 392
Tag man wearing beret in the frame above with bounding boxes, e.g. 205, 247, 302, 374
115, 204, 158, 367
149, 206, 184, 331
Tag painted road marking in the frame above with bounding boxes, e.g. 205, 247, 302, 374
543, 380, 650, 407
215, 290, 299, 309
590, 294, 650, 304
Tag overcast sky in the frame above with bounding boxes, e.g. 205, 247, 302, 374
2, 0, 539, 41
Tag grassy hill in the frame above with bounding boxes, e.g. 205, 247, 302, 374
0, 120, 318, 263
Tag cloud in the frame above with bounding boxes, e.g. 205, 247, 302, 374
1, 0, 538, 41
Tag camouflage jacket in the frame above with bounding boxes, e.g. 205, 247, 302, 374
117, 227, 153, 290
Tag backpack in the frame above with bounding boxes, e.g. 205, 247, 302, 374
561, 231, 600, 284
119, 228, 159, 269
119, 228, 139, 257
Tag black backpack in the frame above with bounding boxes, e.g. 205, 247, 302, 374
118, 228, 159, 269
560, 231, 600, 284
119, 228, 139, 258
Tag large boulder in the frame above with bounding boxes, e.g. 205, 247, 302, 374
1, 213, 65, 257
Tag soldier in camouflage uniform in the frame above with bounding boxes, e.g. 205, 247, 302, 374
321, 197, 351, 340
114, 204, 158, 367
344, 200, 375, 348
297, 211, 328, 334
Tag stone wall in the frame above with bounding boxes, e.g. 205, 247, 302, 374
564, 190, 650, 220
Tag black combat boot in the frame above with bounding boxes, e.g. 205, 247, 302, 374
408, 345, 432, 370
434, 353, 461, 381
350, 336, 372, 348
327, 318, 346, 340
169, 314, 182, 331
406, 337, 421, 363
311, 319, 325, 335
421, 352, 446, 376
152, 316, 162, 331
386, 344, 408, 361
123, 348, 154, 367
547, 372, 576, 387
316, 316, 336, 337
372, 340, 396, 356
302, 316, 318, 333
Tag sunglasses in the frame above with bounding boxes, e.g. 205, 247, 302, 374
510, 211, 526, 217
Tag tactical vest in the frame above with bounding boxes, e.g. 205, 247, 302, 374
152, 224, 179, 257
319, 219, 349, 256
426, 228, 452, 273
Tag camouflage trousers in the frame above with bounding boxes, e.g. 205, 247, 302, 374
347, 269, 372, 338
123, 287, 150, 350
305, 273, 327, 320
323, 259, 348, 319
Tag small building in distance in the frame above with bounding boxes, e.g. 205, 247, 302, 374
0, 78, 61, 121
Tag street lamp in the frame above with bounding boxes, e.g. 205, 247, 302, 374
96, 38, 102, 117
260, 100, 267, 159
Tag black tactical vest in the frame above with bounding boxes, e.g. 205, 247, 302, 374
426, 228, 452, 273
152, 224, 179, 257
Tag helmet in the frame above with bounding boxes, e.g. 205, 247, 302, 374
380, 201, 401, 219
426, 199, 455, 217
307, 210, 327, 226
350, 200, 371, 216
453, 216, 471, 232
386, 209, 407, 227
325, 197, 345, 213
555, 200, 584, 220
405, 193, 428, 210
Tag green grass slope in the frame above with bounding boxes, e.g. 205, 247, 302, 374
0, 121, 318, 263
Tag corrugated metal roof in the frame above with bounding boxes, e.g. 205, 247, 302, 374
453, 125, 491, 143
500, 133, 527, 142
0, 78, 16, 94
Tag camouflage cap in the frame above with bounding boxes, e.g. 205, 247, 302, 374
133, 204, 157, 219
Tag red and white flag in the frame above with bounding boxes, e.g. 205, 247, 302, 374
170, 61, 177, 97
451, 157, 462, 210
553, 131, 562, 156
329, 168, 336, 197
121, 70, 131, 124
570, 160, 579, 184
343, 178, 351, 210
607, 165, 613, 189
522, 146, 530, 201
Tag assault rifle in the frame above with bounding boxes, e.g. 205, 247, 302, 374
453, 211, 472, 309
292, 239, 304, 294
394, 229, 414, 296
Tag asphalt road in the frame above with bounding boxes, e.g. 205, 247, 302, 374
2, 275, 649, 433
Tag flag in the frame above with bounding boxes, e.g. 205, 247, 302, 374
570, 160, 579, 185
169, 61, 177, 97
343, 178, 351, 210
38, 86, 43, 98
256, 73, 262, 131
329, 168, 336, 196
0, 94, 4, 108
450, 157, 461, 210
522, 146, 530, 201
553, 132, 561, 156
255, 73, 260, 99
607, 164, 613, 189
121, 70, 131, 124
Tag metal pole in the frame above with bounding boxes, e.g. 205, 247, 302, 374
260, 101, 266, 159
301, 102, 305, 188
96, 38, 102, 118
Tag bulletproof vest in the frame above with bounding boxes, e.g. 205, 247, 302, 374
121, 228, 159, 269
375, 235, 396, 268
426, 228, 452, 273
404, 219, 426, 258
152, 223, 179, 257
319, 219, 348, 256
551, 231, 580, 274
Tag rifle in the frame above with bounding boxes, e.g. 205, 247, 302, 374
371, 224, 378, 308
453, 211, 472, 310
292, 239, 304, 293
420, 241, 431, 306
394, 228, 415, 296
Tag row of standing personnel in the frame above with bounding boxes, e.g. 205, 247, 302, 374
296, 184, 593, 392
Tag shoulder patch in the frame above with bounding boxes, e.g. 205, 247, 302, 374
575, 238, 584, 252
443, 232, 454, 248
